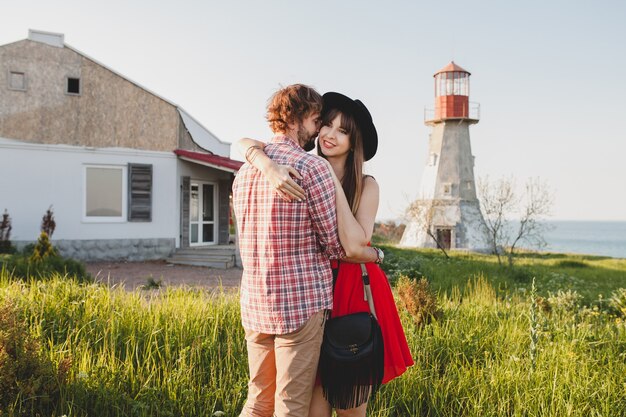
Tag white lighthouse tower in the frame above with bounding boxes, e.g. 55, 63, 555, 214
400, 61, 487, 251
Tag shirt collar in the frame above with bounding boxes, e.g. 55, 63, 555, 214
270, 134, 300, 148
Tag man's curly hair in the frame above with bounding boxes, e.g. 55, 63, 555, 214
266, 84, 323, 133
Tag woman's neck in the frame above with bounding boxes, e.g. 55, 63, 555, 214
326, 155, 347, 182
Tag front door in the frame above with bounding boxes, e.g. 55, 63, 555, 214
436, 228, 452, 250
189, 182, 217, 246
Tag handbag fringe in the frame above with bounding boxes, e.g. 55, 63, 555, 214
319, 320, 385, 409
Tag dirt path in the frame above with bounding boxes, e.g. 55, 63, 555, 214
85, 260, 242, 291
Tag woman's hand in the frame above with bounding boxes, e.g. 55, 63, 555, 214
265, 164, 305, 201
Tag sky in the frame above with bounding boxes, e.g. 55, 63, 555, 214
2, 0, 626, 222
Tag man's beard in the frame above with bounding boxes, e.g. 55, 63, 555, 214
297, 124, 317, 151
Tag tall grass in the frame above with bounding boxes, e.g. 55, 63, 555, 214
3, 266, 626, 416
1, 273, 247, 417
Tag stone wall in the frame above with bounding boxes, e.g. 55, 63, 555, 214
0, 40, 180, 151
15, 238, 175, 261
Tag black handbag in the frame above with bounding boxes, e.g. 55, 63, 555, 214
319, 263, 385, 409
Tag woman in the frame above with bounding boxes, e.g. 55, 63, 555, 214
238, 92, 413, 417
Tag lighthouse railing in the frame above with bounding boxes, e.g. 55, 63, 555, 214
424, 102, 480, 123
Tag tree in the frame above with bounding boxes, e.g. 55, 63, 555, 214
41, 206, 56, 237
478, 176, 554, 266
0, 210, 14, 254
405, 199, 450, 258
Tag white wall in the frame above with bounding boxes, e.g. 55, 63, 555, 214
0, 137, 178, 243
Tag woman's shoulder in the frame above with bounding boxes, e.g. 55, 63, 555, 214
361, 175, 379, 196
363, 175, 378, 187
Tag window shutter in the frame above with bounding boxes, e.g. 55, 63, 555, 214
128, 163, 152, 222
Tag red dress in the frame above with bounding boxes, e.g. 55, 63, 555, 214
330, 260, 414, 383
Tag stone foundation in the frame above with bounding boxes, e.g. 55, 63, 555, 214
15, 238, 175, 261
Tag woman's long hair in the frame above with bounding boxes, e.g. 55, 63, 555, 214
317, 108, 365, 215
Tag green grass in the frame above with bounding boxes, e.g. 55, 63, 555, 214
378, 243, 626, 303
2, 246, 626, 416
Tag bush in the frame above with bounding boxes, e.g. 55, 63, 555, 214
556, 260, 588, 268
30, 232, 57, 262
381, 249, 423, 282
0, 210, 15, 255
0, 254, 91, 283
395, 275, 442, 326
0, 301, 69, 416
546, 289, 583, 316
609, 288, 626, 317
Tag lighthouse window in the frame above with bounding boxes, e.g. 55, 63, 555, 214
429, 153, 438, 166
446, 73, 453, 96
443, 183, 452, 195
453, 72, 461, 95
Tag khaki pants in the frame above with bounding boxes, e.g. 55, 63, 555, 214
239, 310, 326, 417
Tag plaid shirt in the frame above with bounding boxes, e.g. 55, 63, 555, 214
233, 135, 345, 334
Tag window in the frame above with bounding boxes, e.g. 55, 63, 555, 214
128, 163, 153, 222
429, 153, 438, 166
84, 166, 127, 221
443, 183, 452, 195
8, 71, 26, 91
67, 77, 80, 95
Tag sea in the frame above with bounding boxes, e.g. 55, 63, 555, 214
540, 221, 626, 259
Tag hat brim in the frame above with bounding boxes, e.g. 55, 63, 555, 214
322, 92, 378, 161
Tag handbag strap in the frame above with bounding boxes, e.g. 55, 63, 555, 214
360, 263, 378, 320
331, 262, 378, 320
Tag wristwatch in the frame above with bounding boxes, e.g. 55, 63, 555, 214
373, 247, 384, 264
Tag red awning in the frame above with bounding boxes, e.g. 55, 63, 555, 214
174, 149, 243, 173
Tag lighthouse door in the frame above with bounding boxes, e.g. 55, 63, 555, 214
436, 228, 452, 250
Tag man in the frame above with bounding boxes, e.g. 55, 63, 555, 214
232, 84, 346, 417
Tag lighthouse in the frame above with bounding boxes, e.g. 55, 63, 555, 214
400, 61, 488, 251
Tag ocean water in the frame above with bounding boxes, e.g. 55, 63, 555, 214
541, 221, 626, 259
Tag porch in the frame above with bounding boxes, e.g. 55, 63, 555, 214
167, 244, 237, 268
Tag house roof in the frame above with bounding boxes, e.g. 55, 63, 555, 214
174, 149, 243, 173
6, 30, 231, 157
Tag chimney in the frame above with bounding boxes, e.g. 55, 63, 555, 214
28, 29, 64, 48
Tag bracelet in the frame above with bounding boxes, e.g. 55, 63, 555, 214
373, 247, 384, 264
245, 145, 263, 164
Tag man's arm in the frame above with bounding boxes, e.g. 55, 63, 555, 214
305, 161, 346, 260
236, 137, 305, 201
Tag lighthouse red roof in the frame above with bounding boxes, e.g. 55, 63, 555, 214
434, 61, 470, 76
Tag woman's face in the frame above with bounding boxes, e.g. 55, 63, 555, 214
319, 113, 351, 158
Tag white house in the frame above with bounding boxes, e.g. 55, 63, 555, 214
0, 30, 242, 265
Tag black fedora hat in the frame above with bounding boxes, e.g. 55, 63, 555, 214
322, 92, 378, 161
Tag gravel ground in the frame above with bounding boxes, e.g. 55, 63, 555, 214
85, 260, 242, 291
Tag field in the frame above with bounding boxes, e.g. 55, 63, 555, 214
2, 245, 626, 416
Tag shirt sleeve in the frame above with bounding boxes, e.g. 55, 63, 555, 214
305, 161, 346, 260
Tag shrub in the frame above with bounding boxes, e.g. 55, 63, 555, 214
395, 275, 442, 326
0, 300, 68, 416
506, 266, 533, 283
547, 289, 583, 315
41, 206, 56, 237
556, 260, 588, 268
0, 210, 15, 254
609, 288, 626, 317
30, 232, 57, 262
0, 254, 91, 283
141, 276, 163, 290
381, 250, 423, 282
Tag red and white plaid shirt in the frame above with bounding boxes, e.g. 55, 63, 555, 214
233, 135, 345, 334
